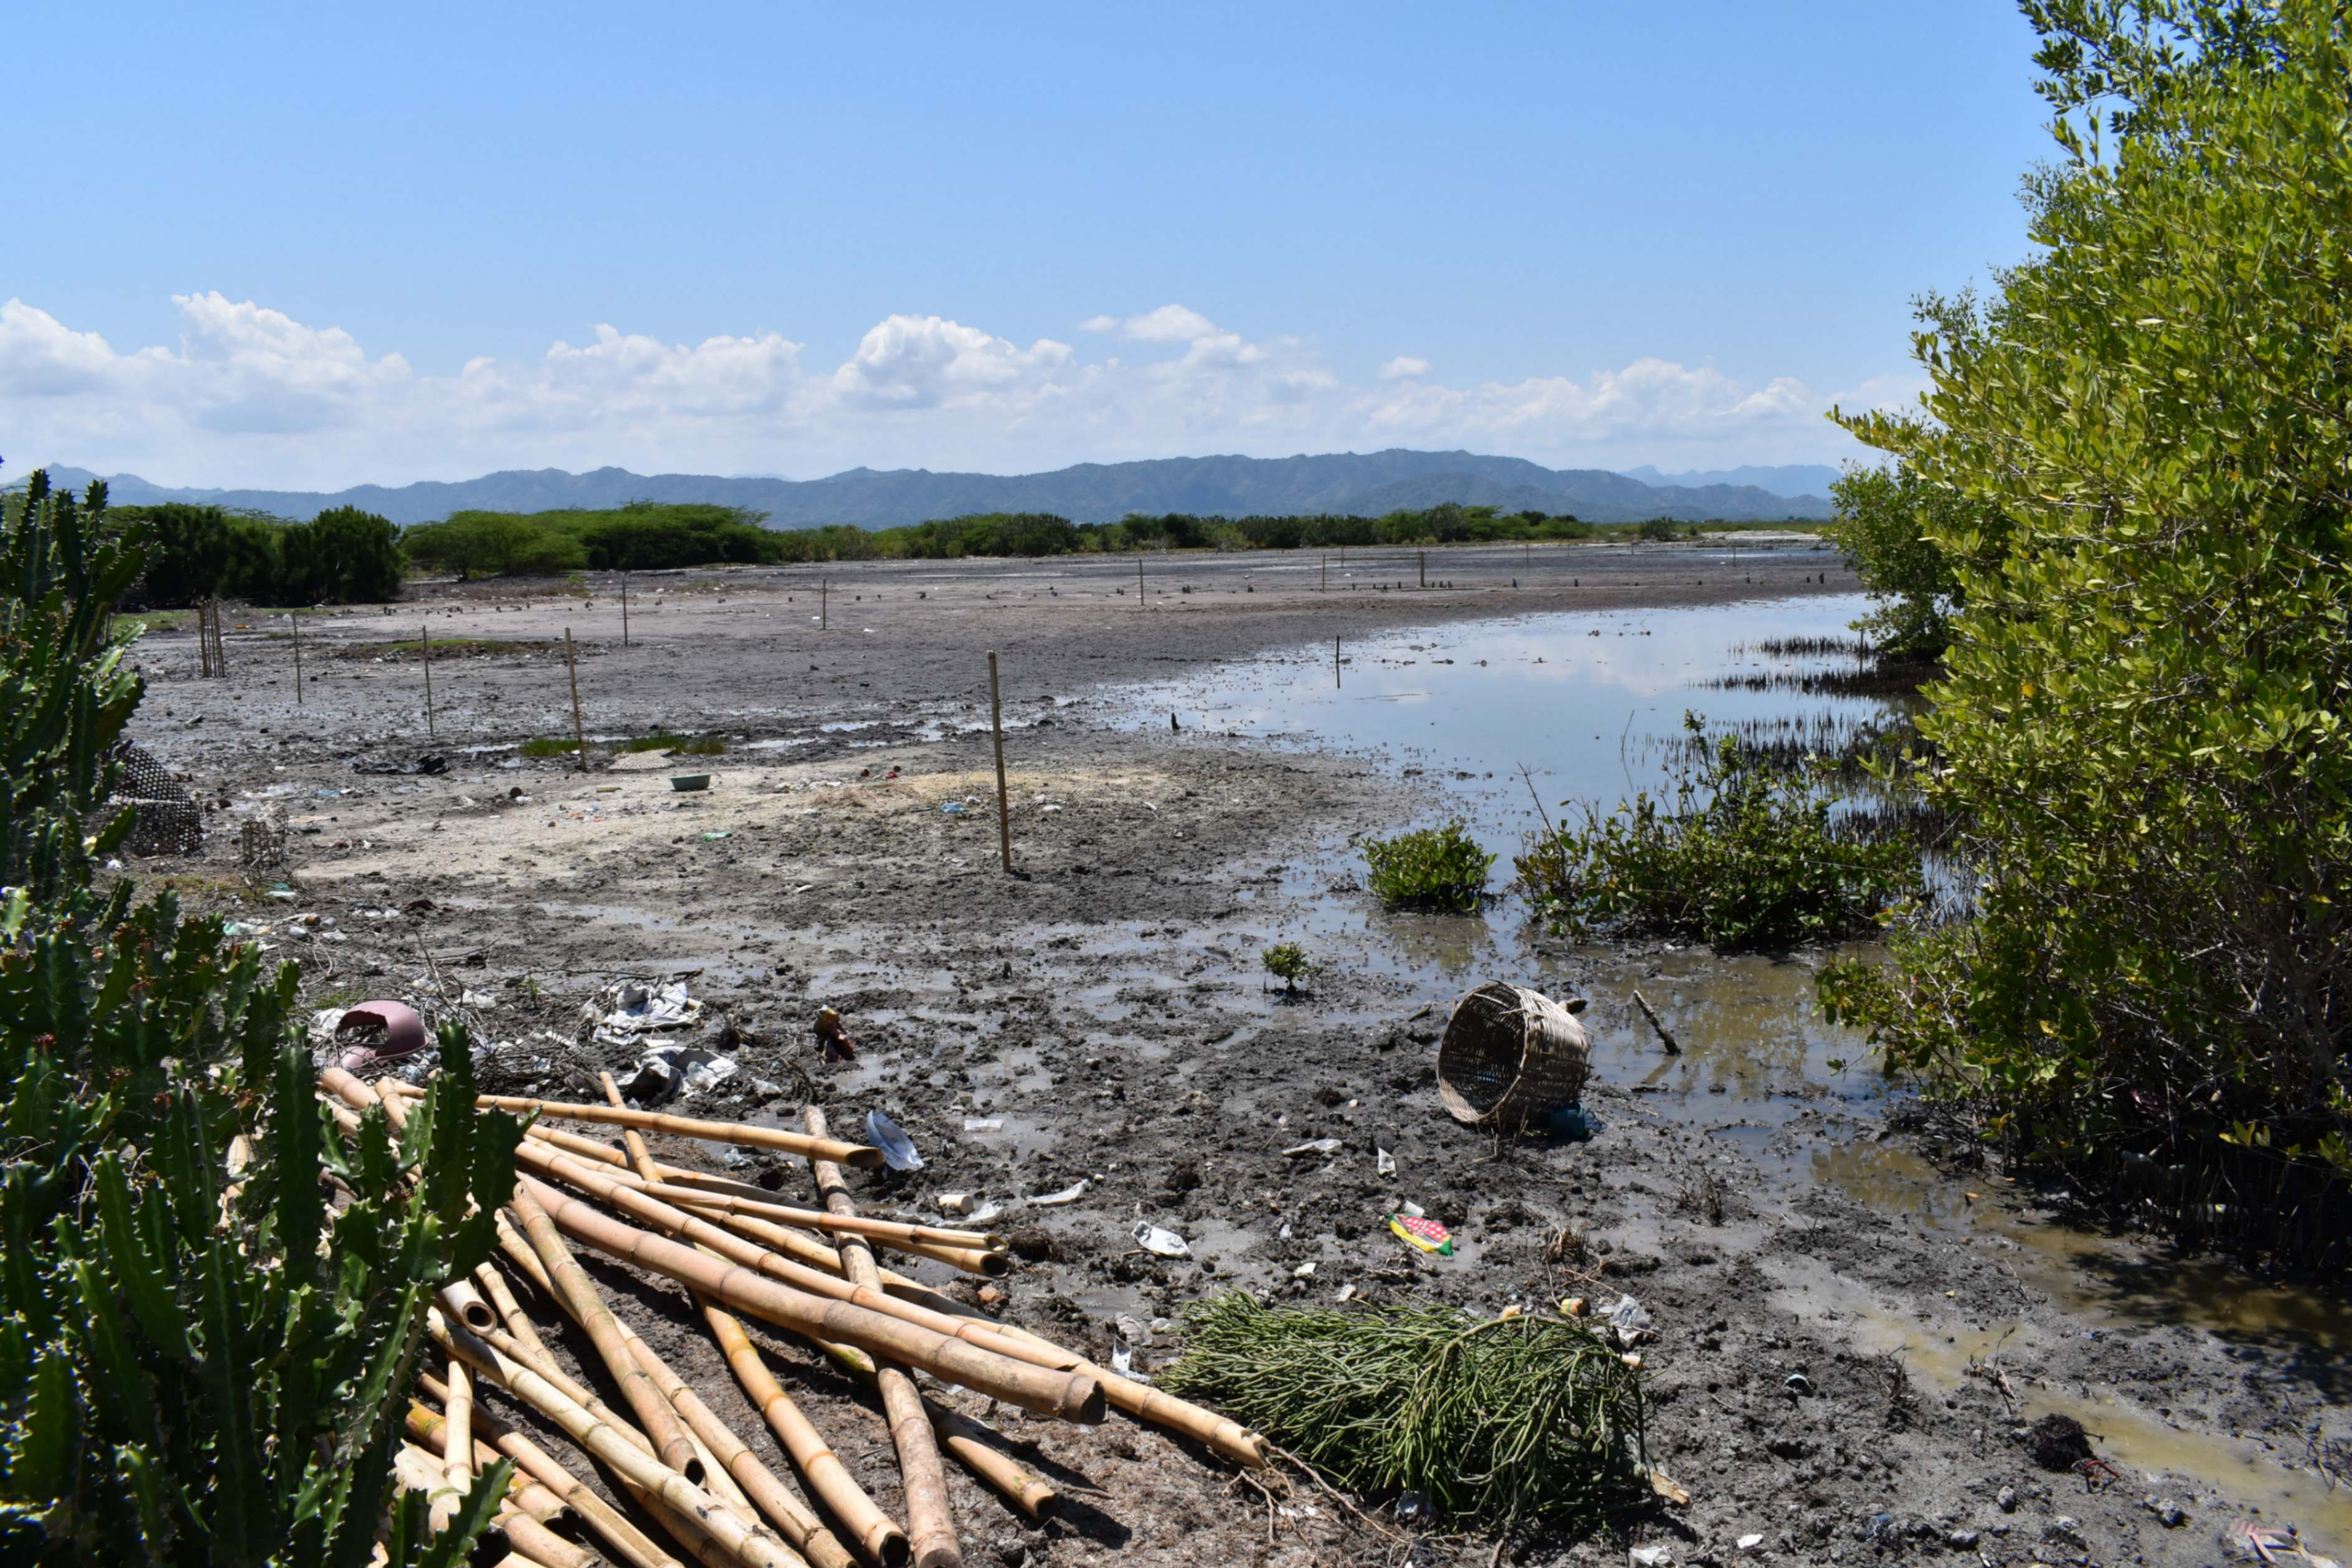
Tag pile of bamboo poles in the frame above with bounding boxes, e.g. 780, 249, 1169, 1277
320, 1069, 1269, 1568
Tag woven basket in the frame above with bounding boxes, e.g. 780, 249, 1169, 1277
1436, 982, 1590, 1129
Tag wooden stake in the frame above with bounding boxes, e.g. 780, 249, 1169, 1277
1321, 555, 1327, 593
987, 651, 1011, 875
564, 628, 587, 772
421, 622, 436, 741
1631, 988, 1683, 1055
1335, 635, 1342, 690
622, 572, 631, 647
1136, 553, 1144, 608
810, 1107, 961, 1568
197, 601, 211, 678
821, 578, 828, 630
1419, 550, 1426, 588
289, 611, 302, 705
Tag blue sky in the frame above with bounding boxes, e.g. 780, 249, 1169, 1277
6, 2, 2053, 489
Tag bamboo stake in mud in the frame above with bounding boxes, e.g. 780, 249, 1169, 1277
289, 611, 302, 704
564, 627, 588, 772
422, 622, 436, 741
1136, 553, 1144, 608
1335, 635, 1342, 690
1419, 549, 1426, 588
623, 572, 631, 647
809, 1107, 960, 1568
821, 579, 827, 630
1321, 554, 1327, 593
987, 651, 1012, 875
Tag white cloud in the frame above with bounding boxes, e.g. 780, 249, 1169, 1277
1, 293, 1892, 488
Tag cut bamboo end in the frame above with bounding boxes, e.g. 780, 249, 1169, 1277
426, 1374, 685, 1568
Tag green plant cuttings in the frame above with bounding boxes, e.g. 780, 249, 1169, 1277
1161, 1293, 1650, 1527
1360, 821, 1495, 913
0, 469, 525, 1564
1261, 942, 1322, 995
1517, 715, 1920, 951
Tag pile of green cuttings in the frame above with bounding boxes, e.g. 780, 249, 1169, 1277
1161, 1293, 1650, 1526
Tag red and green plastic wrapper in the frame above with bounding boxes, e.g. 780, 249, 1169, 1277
1388, 1212, 1454, 1256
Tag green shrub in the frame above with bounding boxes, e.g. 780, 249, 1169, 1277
403, 512, 586, 579
1518, 716, 1921, 951
1823, 0, 2352, 1249
0, 470, 524, 1563
1261, 942, 1322, 995
1362, 820, 1495, 913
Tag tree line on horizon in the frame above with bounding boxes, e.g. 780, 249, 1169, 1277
101, 494, 1753, 602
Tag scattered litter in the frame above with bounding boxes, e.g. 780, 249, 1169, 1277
1282, 1138, 1342, 1157
584, 979, 702, 1046
938, 1191, 984, 1216
938, 801, 966, 814
621, 1043, 738, 1104
1029, 1179, 1089, 1206
1388, 1212, 1454, 1256
1335, 1284, 1355, 1302
961, 1117, 1003, 1132
1292, 1262, 1315, 1278
669, 774, 711, 793
1394, 1491, 1431, 1524
1629, 1546, 1673, 1567
1736, 1534, 1764, 1551
1376, 1147, 1397, 1176
1132, 1221, 1191, 1258
1599, 1295, 1654, 1347
814, 1006, 858, 1063
2227, 1518, 2340, 1566
865, 1110, 923, 1171
1109, 1343, 1138, 1377
350, 754, 448, 776
1782, 1371, 1814, 1396
1647, 1467, 1688, 1505
701, 830, 731, 841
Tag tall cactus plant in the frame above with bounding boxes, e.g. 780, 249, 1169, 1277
0, 467, 525, 1564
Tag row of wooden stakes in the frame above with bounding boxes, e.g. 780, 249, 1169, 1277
317, 1069, 1266, 1568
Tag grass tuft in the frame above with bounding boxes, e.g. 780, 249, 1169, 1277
1161, 1293, 1650, 1527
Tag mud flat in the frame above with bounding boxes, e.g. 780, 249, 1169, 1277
126, 540, 2350, 1566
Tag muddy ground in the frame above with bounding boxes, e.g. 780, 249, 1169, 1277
124, 540, 2347, 1567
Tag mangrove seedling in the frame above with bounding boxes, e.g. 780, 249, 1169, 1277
1261, 942, 1322, 995
1361, 820, 1495, 913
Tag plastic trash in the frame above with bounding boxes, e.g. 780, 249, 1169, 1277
1629, 1547, 1674, 1567
1599, 1294, 1654, 1347
332, 1000, 428, 1073
939, 802, 965, 814
1282, 1138, 1343, 1157
865, 1110, 923, 1171
962, 1117, 1004, 1132
1132, 1221, 1191, 1259
1736, 1536, 1765, 1552
1376, 1147, 1398, 1176
1395, 1491, 1431, 1524
815, 1007, 858, 1063
585, 979, 702, 1046
1029, 1179, 1088, 1206
1389, 1213, 1454, 1256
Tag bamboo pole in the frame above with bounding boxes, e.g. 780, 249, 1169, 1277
703, 1303, 907, 1568
622, 573, 631, 647
404, 1401, 569, 1524
491, 1503, 603, 1568
519, 1145, 1052, 1374
421, 621, 436, 741
626, 1182, 998, 1253
616, 1310, 858, 1568
807, 1107, 959, 1568
430, 1312, 802, 1568
473, 1093, 882, 1168
290, 611, 302, 704
443, 1359, 477, 1511
817, 1339, 1055, 1521
423, 1373, 687, 1568
512, 1166, 1103, 1422
987, 651, 1012, 876
497, 1124, 1003, 1275
441, 1276, 501, 1336
391, 1441, 466, 1536
509, 1185, 705, 1480
602, 1069, 662, 1183
476, 1252, 557, 1365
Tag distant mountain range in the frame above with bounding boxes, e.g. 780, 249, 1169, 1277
30, 449, 1833, 528
1620, 462, 1843, 499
